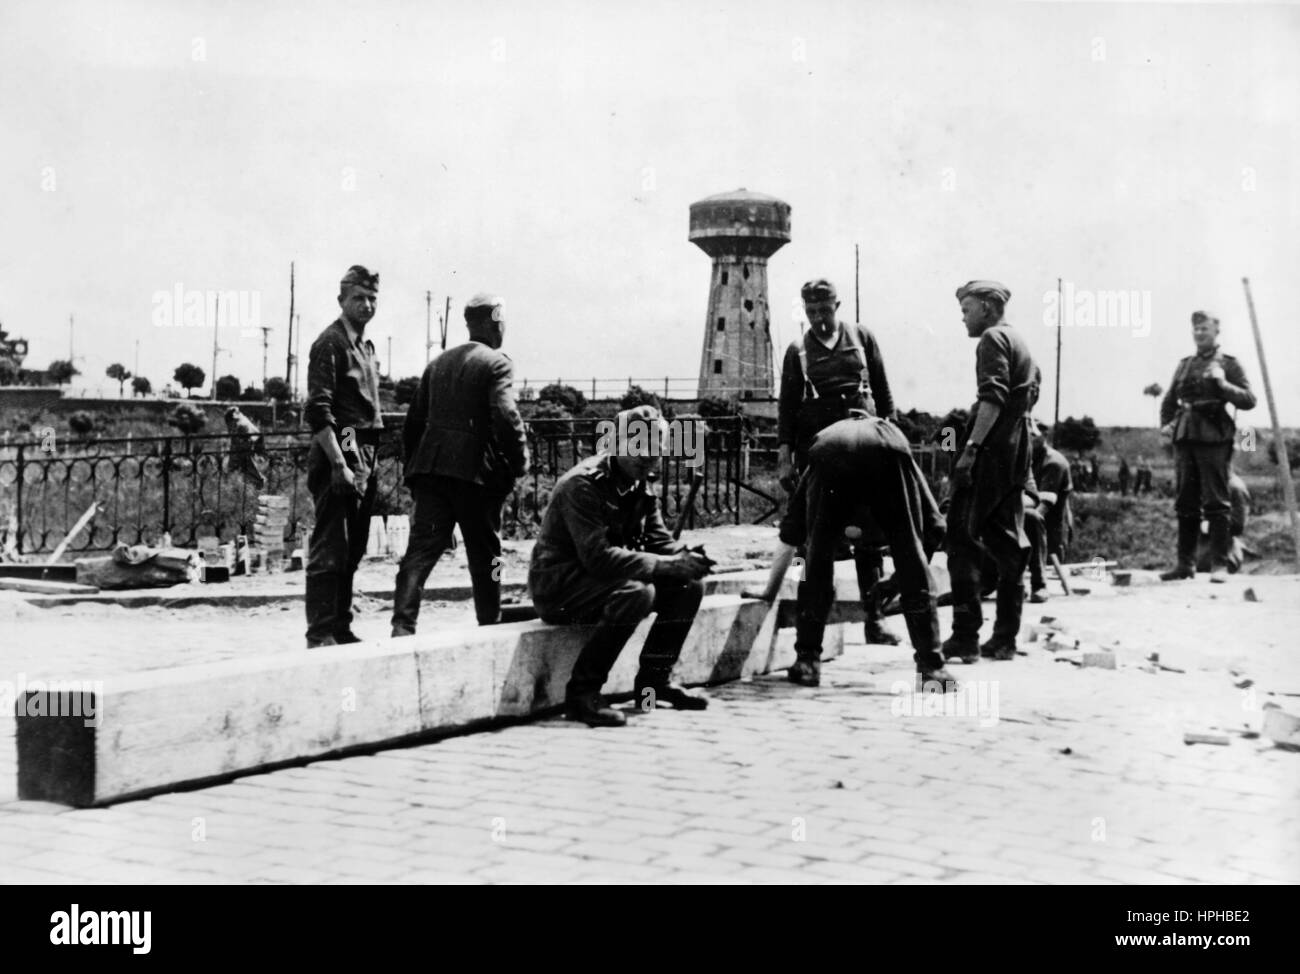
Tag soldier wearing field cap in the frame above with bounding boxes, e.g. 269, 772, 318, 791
303, 264, 384, 648
1159, 311, 1256, 582
391, 293, 529, 634
777, 277, 901, 646
529, 405, 712, 728
942, 280, 1037, 663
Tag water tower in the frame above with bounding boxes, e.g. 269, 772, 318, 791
689, 189, 791, 399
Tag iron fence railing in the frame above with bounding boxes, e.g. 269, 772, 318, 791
0, 418, 758, 556
0, 417, 957, 558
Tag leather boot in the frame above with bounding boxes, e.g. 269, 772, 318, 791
789, 581, 827, 687
904, 605, 956, 690
1207, 513, 1231, 583
470, 567, 502, 625
305, 571, 339, 647
390, 561, 428, 635
856, 552, 900, 645
1160, 517, 1200, 580
566, 692, 626, 727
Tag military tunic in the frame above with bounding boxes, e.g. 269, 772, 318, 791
529, 453, 702, 699
303, 318, 384, 644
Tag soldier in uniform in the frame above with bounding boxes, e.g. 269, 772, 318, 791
303, 265, 384, 648
1025, 423, 1073, 603
942, 281, 1037, 663
391, 294, 529, 634
777, 278, 900, 646
1159, 311, 1256, 582
761, 412, 957, 690
223, 406, 267, 488
529, 406, 711, 728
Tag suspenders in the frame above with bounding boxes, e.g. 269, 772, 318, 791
798, 325, 870, 401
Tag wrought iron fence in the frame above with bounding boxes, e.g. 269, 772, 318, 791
0, 417, 757, 557
0, 417, 957, 558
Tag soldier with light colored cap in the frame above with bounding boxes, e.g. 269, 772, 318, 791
942, 280, 1037, 663
392, 292, 530, 634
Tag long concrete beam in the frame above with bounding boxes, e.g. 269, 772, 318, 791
16, 589, 847, 807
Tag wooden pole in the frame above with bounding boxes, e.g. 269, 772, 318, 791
1053, 276, 1063, 441
1242, 277, 1300, 565
425, 291, 432, 364
210, 293, 220, 399
442, 296, 451, 350
854, 244, 860, 325
284, 262, 295, 393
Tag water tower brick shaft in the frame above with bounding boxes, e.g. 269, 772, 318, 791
689, 189, 791, 400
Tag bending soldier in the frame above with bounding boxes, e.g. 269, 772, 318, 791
777, 278, 900, 646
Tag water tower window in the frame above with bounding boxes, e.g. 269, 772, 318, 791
720, 271, 729, 286
743, 299, 754, 311
716, 317, 726, 331
742, 264, 750, 280
713, 360, 722, 374
749, 320, 755, 330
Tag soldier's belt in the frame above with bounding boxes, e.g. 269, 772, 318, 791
335, 426, 383, 445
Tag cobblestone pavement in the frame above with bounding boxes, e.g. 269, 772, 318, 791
3, 577, 1297, 884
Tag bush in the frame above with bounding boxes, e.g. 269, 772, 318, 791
394, 376, 421, 406
264, 376, 291, 403
529, 400, 573, 436
538, 383, 586, 415
68, 410, 95, 436
1056, 415, 1102, 454
214, 374, 242, 400
131, 375, 152, 397
169, 403, 207, 437
240, 386, 264, 402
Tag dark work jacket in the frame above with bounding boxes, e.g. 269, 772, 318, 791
778, 322, 894, 452
528, 454, 681, 609
1159, 347, 1255, 444
963, 322, 1036, 546
304, 319, 383, 435
1032, 444, 1073, 549
402, 340, 529, 490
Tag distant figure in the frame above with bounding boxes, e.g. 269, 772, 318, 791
1134, 455, 1153, 496
1158, 310, 1256, 582
1118, 457, 1131, 496
1025, 426, 1073, 602
1088, 455, 1099, 491
1197, 472, 1250, 574
223, 406, 267, 488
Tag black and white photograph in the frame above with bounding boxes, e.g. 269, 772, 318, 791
0, 0, 1297, 914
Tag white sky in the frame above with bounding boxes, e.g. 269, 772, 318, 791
1, 0, 1296, 426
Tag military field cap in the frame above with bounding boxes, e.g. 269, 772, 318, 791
1191, 310, 1219, 325
340, 265, 379, 291
800, 278, 837, 302
955, 280, 1011, 304
609, 404, 669, 457
465, 292, 504, 322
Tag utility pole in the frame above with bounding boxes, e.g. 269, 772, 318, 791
442, 296, 451, 350
210, 293, 222, 399
854, 244, 860, 324
387, 336, 393, 379
425, 291, 432, 363
294, 313, 301, 400
1053, 276, 1063, 441
260, 326, 271, 388
1243, 277, 1300, 565
284, 262, 295, 396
